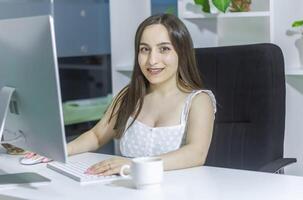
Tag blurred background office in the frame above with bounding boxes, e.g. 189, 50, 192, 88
0, 0, 303, 176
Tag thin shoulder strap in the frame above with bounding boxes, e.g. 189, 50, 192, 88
180, 90, 198, 125
181, 90, 217, 124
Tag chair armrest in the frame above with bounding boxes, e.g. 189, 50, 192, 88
259, 158, 297, 173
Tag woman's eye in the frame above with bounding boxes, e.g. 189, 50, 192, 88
140, 47, 149, 53
160, 46, 170, 53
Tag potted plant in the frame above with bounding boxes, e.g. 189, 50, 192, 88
292, 19, 303, 67
194, 0, 252, 13
230, 0, 251, 12
292, 19, 303, 33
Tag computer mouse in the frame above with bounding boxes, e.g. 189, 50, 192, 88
19, 156, 45, 165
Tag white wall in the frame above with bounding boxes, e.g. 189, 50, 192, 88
284, 78, 303, 176
273, 0, 303, 176
109, 0, 151, 95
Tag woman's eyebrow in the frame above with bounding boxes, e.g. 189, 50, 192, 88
157, 42, 172, 46
139, 42, 172, 46
139, 42, 149, 46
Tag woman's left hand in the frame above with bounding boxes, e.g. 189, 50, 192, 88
85, 156, 131, 176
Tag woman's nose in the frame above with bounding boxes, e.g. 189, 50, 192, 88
148, 50, 159, 66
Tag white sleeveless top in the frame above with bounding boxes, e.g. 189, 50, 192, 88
119, 90, 216, 158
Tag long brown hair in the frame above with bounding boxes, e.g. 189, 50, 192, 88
109, 14, 203, 138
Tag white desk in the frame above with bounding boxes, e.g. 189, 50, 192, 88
1, 150, 303, 200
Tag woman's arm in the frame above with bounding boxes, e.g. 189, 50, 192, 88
159, 92, 215, 170
67, 96, 120, 156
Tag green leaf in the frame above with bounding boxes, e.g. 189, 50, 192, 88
292, 20, 303, 28
212, 0, 231, 13
194, 0, 210, 13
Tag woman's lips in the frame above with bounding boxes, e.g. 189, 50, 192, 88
147, 68, 164, 75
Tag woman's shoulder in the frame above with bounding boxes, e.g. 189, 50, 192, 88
190, 89, 217, 114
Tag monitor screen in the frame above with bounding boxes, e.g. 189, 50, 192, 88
0, 15, 67, 163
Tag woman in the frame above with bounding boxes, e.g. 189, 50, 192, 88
27, 13, 216, 176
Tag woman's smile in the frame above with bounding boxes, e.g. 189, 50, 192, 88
147, 67, 165, 75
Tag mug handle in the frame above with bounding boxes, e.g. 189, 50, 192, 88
120, 164, 131, 178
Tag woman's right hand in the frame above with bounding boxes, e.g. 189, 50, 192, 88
23, 152, 52, 163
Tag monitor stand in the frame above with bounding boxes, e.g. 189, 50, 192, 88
0, 87, 49, 188
0, 86, 15, 141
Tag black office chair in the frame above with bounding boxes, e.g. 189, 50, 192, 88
195, 43, 296, 173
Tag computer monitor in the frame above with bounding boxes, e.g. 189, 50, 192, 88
0, 15, 67, 163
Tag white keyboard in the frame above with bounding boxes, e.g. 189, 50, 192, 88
47, 161, 121, 185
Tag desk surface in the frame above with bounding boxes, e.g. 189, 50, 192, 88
1, 150, 303, 200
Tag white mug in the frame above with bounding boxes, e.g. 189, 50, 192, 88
120, 157, 163, 189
